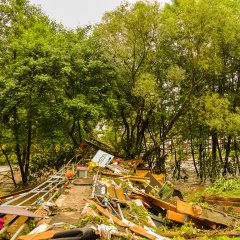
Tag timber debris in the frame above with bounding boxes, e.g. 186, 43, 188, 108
1, 150, 240, 239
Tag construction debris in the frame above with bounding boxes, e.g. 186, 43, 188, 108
0, 205, 44, 218
1, 151, 240, 239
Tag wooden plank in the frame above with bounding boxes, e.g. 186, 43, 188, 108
3, 214, 17, 225
0, 205, 44, 218
135, 169, 151, 177
130, 193, 177, 212
107, 185, 115, 198
6, 206, 47, 237
152, 174, 165, 183
18, 230, 58, 240
6, 216, 28, 235
129, 223, 160, 240
115, 186, 126, 202
85, 199, 127, 227
101, 172, 149, 180
176, 200, 196, 216
166, 210, 217, 229
203, 199, 240, 207
85, 199, 168, 240
167, 210, 185, 223
176, 199, 240, 227
202, 196, 240, 202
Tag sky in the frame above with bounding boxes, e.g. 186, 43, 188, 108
28, 0, 169, 29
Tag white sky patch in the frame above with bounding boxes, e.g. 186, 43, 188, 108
28, 0, 170, 29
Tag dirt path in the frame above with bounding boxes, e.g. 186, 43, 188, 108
50, 177, 93, 225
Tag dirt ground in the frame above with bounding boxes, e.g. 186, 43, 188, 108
166, 158, 211, 200
48, 158, 208, 227
47, 159, 208, 227
49, 177, 93, 225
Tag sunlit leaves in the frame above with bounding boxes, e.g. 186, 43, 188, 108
133, 73, 159, 100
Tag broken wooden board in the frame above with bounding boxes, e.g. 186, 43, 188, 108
0, 205, 44, 218
202, 196, 240, 207
202, 196, 240, 202
6, 216, 28, 236
176, 199, 240, 227
166, 210, 217, 229
101, 171, 149, 180
167, 210, 185, 223
126, 219, 169, 240
135, 168, 151, 177
130, 192, 177, 212
107, 185, 116, 198
115, 186, 126, 202
85, 199, 127, 227
144, 172, 164, 194
18, 230, 58, 240
85, 199, 168, 240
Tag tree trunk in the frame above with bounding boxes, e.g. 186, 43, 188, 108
23, 121, 32, 184
13, 108, 25, 184
190, 135, 199, 176
199, 142, 203, 181
77, 118, 82, 144
217, 138, 223, 164
211, 132, 218, 180
234, 138, 240, 175
120, 107, 131, 157
69, 121, 78, 147
223, 135, 232, 175
142, 87, 193, 160
0, 147, 17, 187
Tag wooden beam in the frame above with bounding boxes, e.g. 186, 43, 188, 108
18, 230, 58, 240
130, 193, 177, 212
176, 199, 239, 227
167, 210, 185, 223
85, 199, 168, 240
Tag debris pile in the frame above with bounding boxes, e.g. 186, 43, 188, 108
4, 150, 240, 239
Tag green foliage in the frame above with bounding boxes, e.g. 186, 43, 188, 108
196, 237, 240, 240
78, 214, 110, 227
126, 201, 151, 226
180, 222, 197, 237
204, 177, 240, 197
1, 0, 240, 184
133, 73, 159, 99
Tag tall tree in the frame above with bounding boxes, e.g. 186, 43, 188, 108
95, 0, 161, 158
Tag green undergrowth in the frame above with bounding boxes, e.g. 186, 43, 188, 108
125, 201, 151, 226
156, 223, 240, 240
189, 178, 240, 204
195, 237, 240, 240
204, 177, 240, 198
172, 237, 240, 240
78, 214, 110, 227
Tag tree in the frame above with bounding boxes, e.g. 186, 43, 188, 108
0, 0, 69, 183
95, 0, 162, 158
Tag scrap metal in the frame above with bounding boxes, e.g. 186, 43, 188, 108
0, 156, 77, 240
